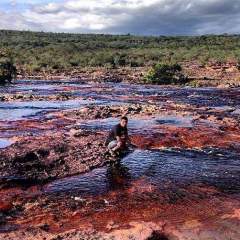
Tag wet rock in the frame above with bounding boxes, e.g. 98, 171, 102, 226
0, 96, 6, 101
64, 104, 164, 121
0, 130, 110, 181
0, 200, 12, 212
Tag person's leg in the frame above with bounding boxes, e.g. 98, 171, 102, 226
108, 141, 119, 156
108, 140, 118, 150
112, 141, 122, 152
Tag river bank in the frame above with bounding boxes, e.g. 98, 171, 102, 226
16, 61, 240, 88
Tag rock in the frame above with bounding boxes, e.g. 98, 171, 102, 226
0, 200, 12, 212
79, 107, 89, 114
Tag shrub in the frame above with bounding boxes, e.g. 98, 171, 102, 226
144, 63, 188, 85
1, 30, 240, 71
0, 49, 17, 84
112, 53, 127, 68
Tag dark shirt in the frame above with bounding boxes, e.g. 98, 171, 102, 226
105, 124, 128, 145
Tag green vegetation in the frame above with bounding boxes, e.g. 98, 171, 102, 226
0, 30, 240, 74
144, 63, 188, 85
0, 48, 17, 84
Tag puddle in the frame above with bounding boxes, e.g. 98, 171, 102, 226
44, 148, 240, 196
154, 115, 192, 127
0, 138, 13, 149
0, 99, 104, 121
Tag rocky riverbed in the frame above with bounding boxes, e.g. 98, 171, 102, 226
0, 80, 240, 239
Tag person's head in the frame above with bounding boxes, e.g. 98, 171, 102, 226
120, 116, 128, 127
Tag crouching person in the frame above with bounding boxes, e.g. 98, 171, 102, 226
105, 116, 130, 156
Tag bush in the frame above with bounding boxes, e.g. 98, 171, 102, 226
111, 53, 127, 68
144, 63, 188, 85
0, 49, 17, 84
1, 30, 240, 70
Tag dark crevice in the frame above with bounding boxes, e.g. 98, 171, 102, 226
147, 231, 169, 240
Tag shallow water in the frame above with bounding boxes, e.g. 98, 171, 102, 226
0, 80, 91, 95
44, 148, 240, 196
1, 80, 240, 188
0, 79, 239, 146
0, 99, 104, 121
1, 80, 240, 238
1, 80, 240, 107
79, 115, 193, 133
0, 138, 12, 149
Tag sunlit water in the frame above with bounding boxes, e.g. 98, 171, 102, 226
0, 138, 12, 149
0, 99, 104, 121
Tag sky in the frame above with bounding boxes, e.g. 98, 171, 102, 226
0, 0, 240, 35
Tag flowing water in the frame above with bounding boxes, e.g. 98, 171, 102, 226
44, 148, 240, 197
1, 80, 240, 195
1, 80, 239, 123
1, 80, 240, 238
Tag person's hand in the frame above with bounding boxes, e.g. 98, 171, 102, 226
117, 141, 122, 148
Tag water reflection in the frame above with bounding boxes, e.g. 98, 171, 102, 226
44, 148, 240, 196
106, 162, 132, 190
44, 161, 132, 196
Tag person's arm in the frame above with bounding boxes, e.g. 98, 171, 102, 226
116, 136, 121, 143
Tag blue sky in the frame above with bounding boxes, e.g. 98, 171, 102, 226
0, 0, 59, 10
0, 0, 240, 35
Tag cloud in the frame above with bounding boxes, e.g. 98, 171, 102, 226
0, 10, 40, 31
0, 0, 240, 35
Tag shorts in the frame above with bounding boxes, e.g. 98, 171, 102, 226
108, 140, 118, 150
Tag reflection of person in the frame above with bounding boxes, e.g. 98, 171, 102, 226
105, 116, 131, 156
106, 162, 131, 189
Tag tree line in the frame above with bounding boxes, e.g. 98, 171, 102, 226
1, 30, 240, 84
1, 30, 240, 72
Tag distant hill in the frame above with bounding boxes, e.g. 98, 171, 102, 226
0, 30, 240, 73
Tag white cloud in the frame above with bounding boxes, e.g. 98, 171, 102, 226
0, 10, 38, 31
0, 0, 240, 35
